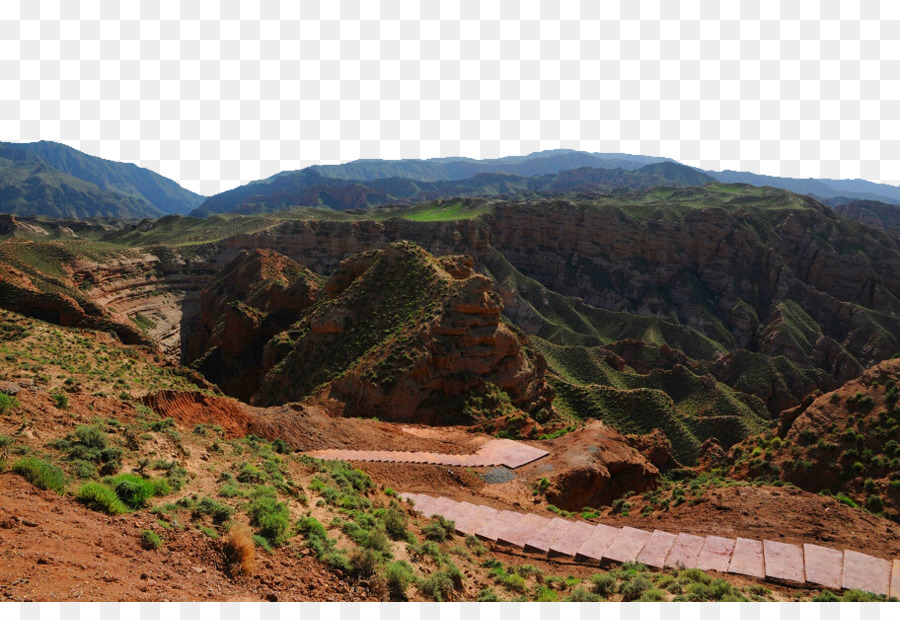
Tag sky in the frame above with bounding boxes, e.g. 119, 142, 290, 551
0, 0, 897, 196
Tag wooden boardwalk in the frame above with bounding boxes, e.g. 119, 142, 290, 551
402, 492, 900, 598
305, 438, 548, 469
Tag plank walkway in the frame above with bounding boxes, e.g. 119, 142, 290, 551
401, 492, 900, 598
305, 438, 548, 469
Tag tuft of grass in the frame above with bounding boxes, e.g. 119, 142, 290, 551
77, 481, 129, 514
12, 457, 67, 492
0, 393, 20, 414
223, 523, 256, 577
106, 473, 170, 510
140, 530, 163, 550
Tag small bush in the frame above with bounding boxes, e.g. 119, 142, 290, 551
619, 574, 653, 601
222, 523, 256, 577
0, 393, 20, 414
324, 552, 353, 574
477, 587, 501, 602
564, 587, 601, 602
423, 516, 454, 542
77, 481, 129, 514
106, 473, 170, 509
192, 496, 234, 524
866, 494, 885, 513
246, 486, 291, 546
385, 560, 416, 601
382, 506, 408, 540
12, 457, 66, 492
237, 463, 268, 484
640, 588, 666, 602
350, 548, 380, 578
141, 530, 163, 550
419, 570, 457, 602
52, 393, 69, 409
590, 573, 617, 597
253, 535, 274, 554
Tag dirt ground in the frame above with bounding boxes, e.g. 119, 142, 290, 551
0, 474, 367, 602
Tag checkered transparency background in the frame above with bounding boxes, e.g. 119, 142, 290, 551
0, 0, 898, 197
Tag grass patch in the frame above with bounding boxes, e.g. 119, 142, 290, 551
12, 457, 66, 492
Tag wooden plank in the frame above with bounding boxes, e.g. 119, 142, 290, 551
890, 559, 900, 600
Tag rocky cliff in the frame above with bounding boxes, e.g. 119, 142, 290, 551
185, 249, 323, 400
253, 242, 554, 424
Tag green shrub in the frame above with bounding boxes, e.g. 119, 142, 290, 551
423, 516, 454, 542
237, 462, 268, 484
52, 393, 69, 409
363, 528, 392, 555
640, 588, 667, 602
246, 486, 291, 546
324, 552, 353, 574
253, 534, 274, 554
12, 457, 66, 492
192, 496, 234, 524
420, 570, 457, 602
382, 506, 408, 540
350, 548, 379, 579
590, 573, 617, 597
385, 560, 416, 601
564, 588, 601, 602
866, 494, 885, 513
619, 574, 653, 601
477, 587, 501, 602
72, 459, 97, 479
77, 481, 129, 514
535, 586, 559, 602
106, 473, 170, 509
51, 425, 122, 475
141, 530, 163, 550
0, 393, 20, 414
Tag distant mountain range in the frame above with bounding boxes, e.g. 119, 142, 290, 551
192, 148, 900, 216
2, 142, 900, 219
0, 141, 204, 218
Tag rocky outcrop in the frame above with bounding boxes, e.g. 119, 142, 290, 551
0, 252, 145, 345
254, 242, 554, 424
726, 358, 900, 521
73, 252, 215, 359
185, 249, 323, 400
535, 421, 660, 510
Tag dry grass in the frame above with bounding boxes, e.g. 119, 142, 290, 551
222, 523, 256, 577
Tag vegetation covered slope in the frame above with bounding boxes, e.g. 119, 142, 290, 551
0, 141, 204, 215
718, 358, 900, 522
254, 242, 553, 424
187, 249, 325, 400
191, 162, 714, 216
0, 157, 163, 219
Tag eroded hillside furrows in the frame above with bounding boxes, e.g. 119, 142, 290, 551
71, 254, 217, 360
